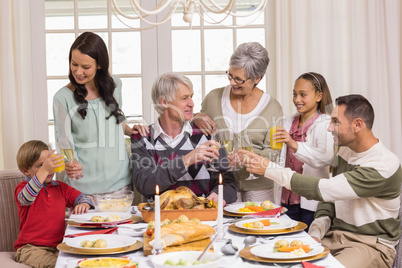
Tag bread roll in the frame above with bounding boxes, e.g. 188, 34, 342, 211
151, 222, 215, 247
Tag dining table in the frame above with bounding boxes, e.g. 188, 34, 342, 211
55, 204, 345, 268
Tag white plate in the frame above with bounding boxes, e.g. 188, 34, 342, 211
224, 202, 281, 215
235, 218, 298, 231
250, 241, 324, 260
68, 211, 132, 224
65, 234, 137, 251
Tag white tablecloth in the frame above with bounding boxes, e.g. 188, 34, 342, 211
55, 206, 345, 268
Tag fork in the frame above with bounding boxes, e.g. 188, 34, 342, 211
101, 224, 146, 231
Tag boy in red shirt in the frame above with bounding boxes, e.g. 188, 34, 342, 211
14, 140, 95, 268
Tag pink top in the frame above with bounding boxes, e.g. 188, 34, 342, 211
281, 112, 322, 205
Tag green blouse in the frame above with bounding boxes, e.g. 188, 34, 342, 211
53, 76, 131, 194
201, 86, 283, 191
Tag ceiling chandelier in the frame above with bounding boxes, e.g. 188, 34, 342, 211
111, 0, 268, 29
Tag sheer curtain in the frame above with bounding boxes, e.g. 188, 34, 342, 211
0, 0, 47, 170
267, 0, 401, 160
0, 0, 401, 169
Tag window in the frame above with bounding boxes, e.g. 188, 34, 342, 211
45, 0, 268, 141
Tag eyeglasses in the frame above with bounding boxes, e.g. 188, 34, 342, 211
225, 71, 250, 84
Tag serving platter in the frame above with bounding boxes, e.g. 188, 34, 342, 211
57, 240, 142, 255
239, 245, 330, 263
234, 218, 298, 232
142, 234, 214, 256
228, 221, 307, 235
67, 215, 142, 228
138, 203, 217, 222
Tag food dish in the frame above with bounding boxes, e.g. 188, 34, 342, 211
224, 202, 282, 215
151, 251, 221, 268
68, 211, 132, 224
239, 245, 330, 263
67, 215, 142, 228
235, 218, 298, 232
94, 190, 134, 212
228, 221, 307, 235
223, 206, 288, 218
58, 240, 143, 255
250, 241, 325, 260
65, 234, 137, 253
150, 222, 215, 247
76, 257, 138, 268
138, 204, 217, 223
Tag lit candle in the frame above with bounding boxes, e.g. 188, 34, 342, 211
153, 185, 162, 253
217, 174, 223, 237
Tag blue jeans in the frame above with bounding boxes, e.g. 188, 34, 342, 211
282, 203, 315, 232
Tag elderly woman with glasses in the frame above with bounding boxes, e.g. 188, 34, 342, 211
194, 42, 283, 203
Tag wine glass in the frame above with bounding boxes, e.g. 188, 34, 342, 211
207, 129, 235, 172
57, 137, 78, 180
57, 137, 74, 164
239, 135, 258, 180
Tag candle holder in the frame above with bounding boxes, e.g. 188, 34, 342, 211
152, 247, 163, 255
214, 228, 226, 242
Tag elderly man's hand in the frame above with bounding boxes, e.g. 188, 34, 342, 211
193, 113, 217, 136
182, 140, 220, 168
238, 149, 270, 176
207, 192, 226, 206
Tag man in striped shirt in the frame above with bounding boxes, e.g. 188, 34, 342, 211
240, 94, 401, 267
131, 72, 237, 205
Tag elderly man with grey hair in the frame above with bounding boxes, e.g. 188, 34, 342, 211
130, 72, 237, 205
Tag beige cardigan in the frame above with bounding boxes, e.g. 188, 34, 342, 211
200, 86, 283, 192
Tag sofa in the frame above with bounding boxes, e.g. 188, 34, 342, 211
0, 170, 30, 267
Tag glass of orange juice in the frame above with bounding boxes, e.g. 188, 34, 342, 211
270, 127, 283, 150
51, 154, 65, 173
48, 142, 66, 173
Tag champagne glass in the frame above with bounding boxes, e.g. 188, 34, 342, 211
57, 137, 77, 180
208, 129, 234, 172
239, 135, 258, 180
218, 129, 240, 172
58, 137, 74, 164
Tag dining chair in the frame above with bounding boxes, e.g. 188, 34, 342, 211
0, 170, 30, 267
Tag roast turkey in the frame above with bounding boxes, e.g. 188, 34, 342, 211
159, 186, 215, 210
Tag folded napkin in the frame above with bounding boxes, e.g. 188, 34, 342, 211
243, 206, 283, 219
78, 219, 133, 227
64, 227, 118, 238
301, 261, 325, 268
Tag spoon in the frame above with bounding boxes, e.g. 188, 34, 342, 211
243, 236, 257, 249
221, 239, 238, 255
196, 235, 219, 262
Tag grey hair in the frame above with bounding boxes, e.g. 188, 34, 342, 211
229, 42, 269, 81
151, 72, 193, 114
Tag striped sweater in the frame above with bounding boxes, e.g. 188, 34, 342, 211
131, 122, 237, 202
265, 141, 401, 245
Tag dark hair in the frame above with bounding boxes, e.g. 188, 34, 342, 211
296, 72, 333, 115
68, 32, 124, 123
335, 94, 375, 129
16, 140, 49, 170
